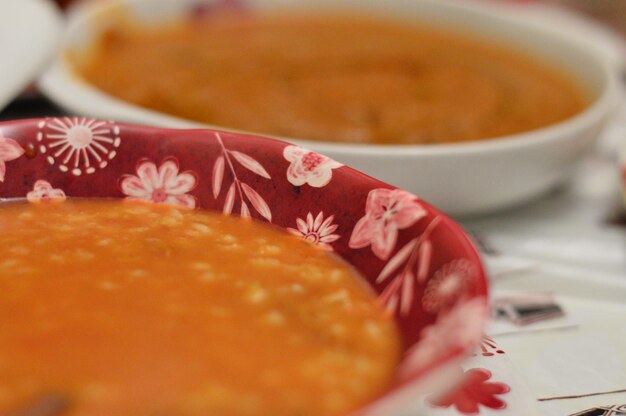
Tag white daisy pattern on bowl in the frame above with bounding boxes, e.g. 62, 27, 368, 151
26, 180, 66, 202
0, 129, 24, 182
349, 188, 427, 260
422, 258, 477, 314
119, 157, 198, 208
287, 212, 340, 250
37, 117, 121, 176
400, 297, 488, 378
283, 145, 343, 188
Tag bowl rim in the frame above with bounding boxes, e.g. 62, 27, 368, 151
39, 0, 620, 157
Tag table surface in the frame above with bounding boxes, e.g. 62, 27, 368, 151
461, 94, 626, 415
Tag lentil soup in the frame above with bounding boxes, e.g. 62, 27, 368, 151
0, 199, 401, 416
73, 13, 585, 144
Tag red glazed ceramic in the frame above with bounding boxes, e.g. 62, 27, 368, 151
0, 117, 489, 415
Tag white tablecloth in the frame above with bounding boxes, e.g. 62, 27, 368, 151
456, 98, 626, 416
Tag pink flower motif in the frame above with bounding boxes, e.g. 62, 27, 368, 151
400, 297, 487, 377
288, 212, 340, 250
119, 157, 198, 208
349, 188, 427, 260
422, 259, 477, 313
0, 129, 24, 182
428, 367, 510, 414
283, 145, 342, 188
26, 180, 66, 202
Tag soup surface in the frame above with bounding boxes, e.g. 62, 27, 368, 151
74, 12, 585, 144
0, 200, 400, 416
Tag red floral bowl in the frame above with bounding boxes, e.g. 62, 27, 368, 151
0, 117, 488, 415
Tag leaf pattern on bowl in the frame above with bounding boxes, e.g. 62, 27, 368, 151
213, 132, 272, 221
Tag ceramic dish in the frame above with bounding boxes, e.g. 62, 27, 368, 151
0, 117, 488, 415
0, 0, 62, 111
38, 0, 619, 216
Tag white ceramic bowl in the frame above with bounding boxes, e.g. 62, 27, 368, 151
39, 0, 620, 216
0, 0, 62, 111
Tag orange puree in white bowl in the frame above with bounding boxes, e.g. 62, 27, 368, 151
72, 13, 585, 145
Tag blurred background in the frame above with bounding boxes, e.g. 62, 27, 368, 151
3, 0, 624, 121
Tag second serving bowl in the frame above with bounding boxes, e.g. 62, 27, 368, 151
39, 0, 619, 215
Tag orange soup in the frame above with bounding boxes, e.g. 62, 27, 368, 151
0, 200, 400, 416
73, 12, 585, 144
